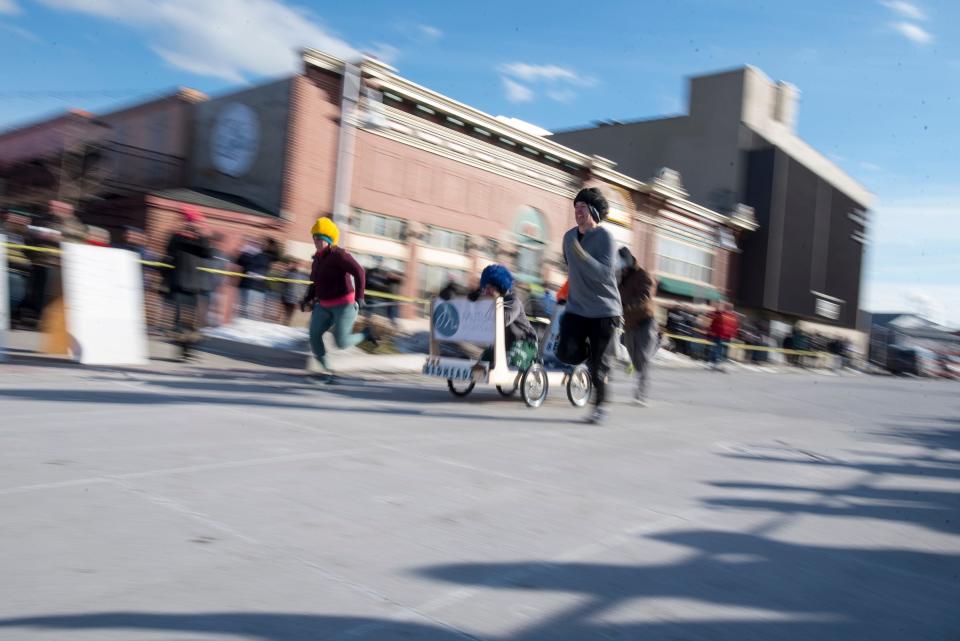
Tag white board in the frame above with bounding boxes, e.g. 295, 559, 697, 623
431, 297, 495, 344
0, 235, 8, 362
61, 243, 148, 365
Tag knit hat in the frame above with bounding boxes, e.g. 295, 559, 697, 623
574, 187, 609, 222
480, 264, 514, 295
310, 217, 339, 246
182, 205, 203, 224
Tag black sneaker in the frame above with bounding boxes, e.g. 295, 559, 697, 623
363, 327, 380, 348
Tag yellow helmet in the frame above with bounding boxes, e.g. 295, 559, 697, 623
310, 217, 339, 246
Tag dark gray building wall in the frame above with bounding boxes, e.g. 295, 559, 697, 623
552, 69, 747, 211
826, 190, 864, 328
740, 147, 864, 328
740, 148, 775, 310
552, 66, 870, 329
189, 78, 293, 215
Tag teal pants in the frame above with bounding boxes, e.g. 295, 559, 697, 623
309, 302, 365, 369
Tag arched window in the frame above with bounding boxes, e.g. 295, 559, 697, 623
513, 206, 548, 284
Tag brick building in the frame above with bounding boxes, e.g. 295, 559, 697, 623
1, 49, 756, 318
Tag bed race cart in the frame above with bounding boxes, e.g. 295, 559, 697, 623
422, 296, 591, 408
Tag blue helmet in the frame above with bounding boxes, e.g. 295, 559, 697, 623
480, 264, 514, 294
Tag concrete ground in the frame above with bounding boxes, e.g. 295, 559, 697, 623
0, 344, 958, 640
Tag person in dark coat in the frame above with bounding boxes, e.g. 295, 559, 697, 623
443, 264, 538, 371
617, 247, 658, 406
299, 217, 377, 375
235, 236, 278, 320
364, 258, 402, 327
164, 207, 213, 360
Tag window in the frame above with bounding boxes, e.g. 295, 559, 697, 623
352, 252, 406, 274
425, 225, 468, 253
656, 236, 714, 284
419, 264, 468, 300
478, 238, 499, 259
515, 244, 543, 282
351, 209, 407, 241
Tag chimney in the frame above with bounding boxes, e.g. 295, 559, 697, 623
773, 81, 799, 131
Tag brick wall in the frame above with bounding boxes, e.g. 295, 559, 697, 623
280, 70, 343, 240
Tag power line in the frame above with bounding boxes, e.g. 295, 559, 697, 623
0, 90, 155, 100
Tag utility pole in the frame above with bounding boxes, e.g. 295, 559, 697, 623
331, 61, 362, 235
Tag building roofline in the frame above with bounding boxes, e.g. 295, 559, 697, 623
687, 64, 756, 81
98, 87, 207, 120
746, 126, 873, 208
0, 108, 95, 140
0, 87, 207, 141
301, 47, 649, 193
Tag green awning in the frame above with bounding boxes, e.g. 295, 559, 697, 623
657, 276, 724, 302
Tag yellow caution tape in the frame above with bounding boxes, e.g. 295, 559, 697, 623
4, 241, 431, 305
4, 242, 63, 255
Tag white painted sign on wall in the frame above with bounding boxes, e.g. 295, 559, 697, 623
61, 243, 148, 365
211, 102, 260, 177
431, 297, 495, 344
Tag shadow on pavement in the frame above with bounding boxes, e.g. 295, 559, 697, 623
0, 387, 567, 425
0, 418, 956, 640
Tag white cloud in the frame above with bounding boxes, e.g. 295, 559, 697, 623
864, 192, 960, 327
502, 78, 533, 103
863, 282, 959, 327
499, 63, 594, 86
881, 0, 926, 21
498, 61, 596, 103
0, 0, 18, 15
0, 22, 38, 40
366, 42, 399, 65
417, 24, 442, 42
38, 0, 358, 82
860, 161, 883, 172
546, 88, 576, 103
892, 21, 933, 44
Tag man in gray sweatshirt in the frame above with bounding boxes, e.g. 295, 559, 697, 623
557, 187, 623, 424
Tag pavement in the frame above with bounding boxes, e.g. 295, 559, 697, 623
0, 334, 958, 641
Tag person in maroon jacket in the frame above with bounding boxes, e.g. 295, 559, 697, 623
707, 301, 740, 371
299, 217, 377, 373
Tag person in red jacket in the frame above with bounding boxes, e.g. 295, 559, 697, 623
707, 301, 739, 371
299, 217, 377, 375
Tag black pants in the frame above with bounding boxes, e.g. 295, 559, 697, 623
557, 312, 618, 407
171, 291, 201, 355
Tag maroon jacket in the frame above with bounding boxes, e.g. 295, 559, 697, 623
304, 246, 366, 307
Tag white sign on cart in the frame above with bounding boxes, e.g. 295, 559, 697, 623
431, 298, 495, 344
61, 243, 148, 365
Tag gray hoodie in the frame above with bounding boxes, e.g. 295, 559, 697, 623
562, 225, 623, 318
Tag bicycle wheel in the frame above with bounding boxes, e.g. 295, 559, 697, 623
496, 375, 520, 397
448, 378, 476, 397
566, 363, 591, 407
521, 363, 549, 408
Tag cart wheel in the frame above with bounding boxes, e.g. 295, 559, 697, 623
496, 376, 519, 397
521, 363, 549, 408
448, 379, 476, 397
566, 363, 592, 407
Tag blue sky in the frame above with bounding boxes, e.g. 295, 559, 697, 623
1, 0, 958, 324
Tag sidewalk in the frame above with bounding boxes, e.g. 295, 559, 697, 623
3, 323, 857, 378
1, 327, 425, 377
